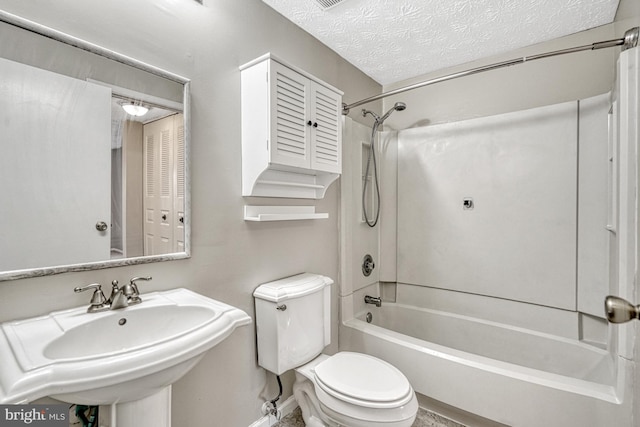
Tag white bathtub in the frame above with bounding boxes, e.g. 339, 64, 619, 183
339, 302, 633, 427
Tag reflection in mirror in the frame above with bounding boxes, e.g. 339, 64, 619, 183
109, 88, 185, 260
0, 11, 190, 280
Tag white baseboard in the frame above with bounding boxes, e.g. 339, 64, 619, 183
248, 396, 298, 427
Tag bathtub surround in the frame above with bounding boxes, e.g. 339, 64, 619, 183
397, 94, 612, 321
398, 100, 580, 310
341, 92, 614, 342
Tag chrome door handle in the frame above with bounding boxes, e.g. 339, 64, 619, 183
605, 296, 640, 323
96, 221, 108, 231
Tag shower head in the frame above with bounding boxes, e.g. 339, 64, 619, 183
361, 101, 406, 125
378, 102, 406, 123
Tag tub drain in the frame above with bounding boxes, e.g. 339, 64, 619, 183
366, 312, 372, 323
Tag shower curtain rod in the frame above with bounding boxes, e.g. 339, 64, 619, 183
342, 27, 639, 115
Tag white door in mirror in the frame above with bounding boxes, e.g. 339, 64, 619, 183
0, 57, 111, 271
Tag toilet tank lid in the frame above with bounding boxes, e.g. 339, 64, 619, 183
253, 273, 333, 303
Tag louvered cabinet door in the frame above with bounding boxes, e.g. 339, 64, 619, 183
310, 83, 342, 173
269, 61, 311, 169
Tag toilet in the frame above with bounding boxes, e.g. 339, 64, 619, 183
253, 273, 418, 427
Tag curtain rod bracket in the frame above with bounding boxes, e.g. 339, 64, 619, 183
623, 27, 639, 51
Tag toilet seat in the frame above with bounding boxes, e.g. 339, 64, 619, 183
295, 353, 419, 427
313, 352, 414, 409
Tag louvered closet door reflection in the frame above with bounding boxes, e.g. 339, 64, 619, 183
311, 83, 341, 173
173, 114, 185, 253
143, 115, 175, 255
269, 61, 311, 169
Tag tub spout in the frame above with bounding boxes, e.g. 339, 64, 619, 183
364, 295, 382, 307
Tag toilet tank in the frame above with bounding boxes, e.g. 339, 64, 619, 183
253, 273, 333, 375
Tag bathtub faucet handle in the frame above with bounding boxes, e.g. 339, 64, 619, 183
364, 295, 382, 307
362, 254, 375, 277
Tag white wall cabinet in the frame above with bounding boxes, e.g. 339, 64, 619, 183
240, 53, 343, 199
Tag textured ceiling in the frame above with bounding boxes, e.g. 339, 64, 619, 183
262, 0, 620, 85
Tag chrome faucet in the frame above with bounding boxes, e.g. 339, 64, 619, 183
364, 295, 382, 307
76, 276, 152, 312
109, 276, 152, 309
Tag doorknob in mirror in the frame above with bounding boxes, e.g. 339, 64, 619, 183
604, 295, 640, 323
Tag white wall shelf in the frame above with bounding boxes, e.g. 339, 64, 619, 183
244, 205, 329, 222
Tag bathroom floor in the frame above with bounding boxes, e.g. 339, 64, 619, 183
274, 407, 467, 427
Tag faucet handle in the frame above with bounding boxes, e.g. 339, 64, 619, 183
125, 276, 152, 303
128, 276, 152, 294
74, 283, 102, 293
129, 276, 152, 285
74, 283, 109, 313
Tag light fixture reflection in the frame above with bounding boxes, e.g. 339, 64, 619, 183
121, 101, 149, 117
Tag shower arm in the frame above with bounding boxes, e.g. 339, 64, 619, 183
342, 27, 640, 115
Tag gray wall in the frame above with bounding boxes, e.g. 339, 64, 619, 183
0, 0, 379, 425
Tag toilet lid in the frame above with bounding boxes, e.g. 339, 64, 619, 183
313, 352, 413, 408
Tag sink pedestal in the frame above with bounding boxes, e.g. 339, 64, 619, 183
111, 386, 171, 427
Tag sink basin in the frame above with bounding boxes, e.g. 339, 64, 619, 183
43, 305, 217, 360
0, 288, 251, 404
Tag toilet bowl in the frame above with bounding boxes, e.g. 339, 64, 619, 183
293, 352, 418, 427
253, 274, 418, 427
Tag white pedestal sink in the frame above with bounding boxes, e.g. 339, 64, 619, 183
0, 288, 251, 426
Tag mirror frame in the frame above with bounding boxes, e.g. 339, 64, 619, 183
0, 10, 191, 281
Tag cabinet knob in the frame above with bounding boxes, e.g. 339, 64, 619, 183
307, 120, 312, 126
313, 122, 318, 128
162, 214, 167, 220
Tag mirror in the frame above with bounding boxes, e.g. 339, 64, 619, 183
0, 12, 190, 281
